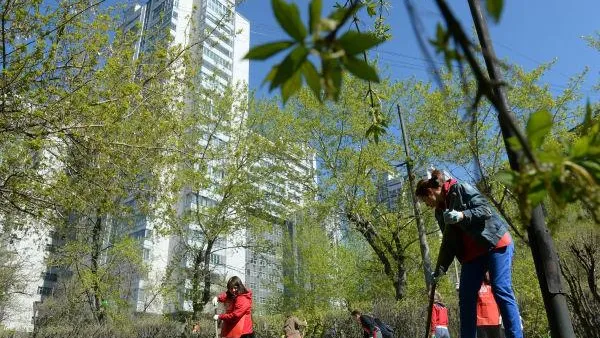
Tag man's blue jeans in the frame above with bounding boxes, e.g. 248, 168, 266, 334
459, 242, 523, 338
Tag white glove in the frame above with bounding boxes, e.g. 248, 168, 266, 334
213, 314, 220, 321
212, 296, 218, 306
443, 210, 464, 224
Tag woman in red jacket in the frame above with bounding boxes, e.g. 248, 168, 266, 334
212, 276, 254, 338
416, 170, 522, 338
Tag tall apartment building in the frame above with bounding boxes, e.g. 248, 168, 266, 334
119, 0, 251, 314
376, 171, 404, 211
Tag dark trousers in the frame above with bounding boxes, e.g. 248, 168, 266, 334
241, 333, 256, 338
477, 326, 505, 338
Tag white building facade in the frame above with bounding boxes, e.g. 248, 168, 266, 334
120, 0, 251, 314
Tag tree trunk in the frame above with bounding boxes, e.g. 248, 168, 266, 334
395, 255, 407, 300
191, 251, 205, 319
397, 106, 433, 289
191, 241, 214, 319
90, 212, 104, 323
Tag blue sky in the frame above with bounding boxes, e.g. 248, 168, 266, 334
237, 0, 599, 101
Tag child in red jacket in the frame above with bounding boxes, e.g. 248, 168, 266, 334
431, 292, 451, 338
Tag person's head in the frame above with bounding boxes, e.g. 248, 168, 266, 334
483, 271, 491, 285
434, 291, 443, 303
415, 169, 445, 208
350, 310, 361, 322
226, 276, 248, 297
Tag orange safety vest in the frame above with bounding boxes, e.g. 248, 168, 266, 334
477, 284, 500, 326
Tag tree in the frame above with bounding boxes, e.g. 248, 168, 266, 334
274, 75, 431, 300
0, 0, 188, 325
156, 83, 315, 319
560, 229, 600, 338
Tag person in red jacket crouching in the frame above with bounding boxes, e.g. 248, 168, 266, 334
212, 276, 255, 338
477, 273, 504, 338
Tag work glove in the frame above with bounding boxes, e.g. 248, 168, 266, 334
213, 314, 220, 321
443, 209, 464, 224
212, 296, 218, 306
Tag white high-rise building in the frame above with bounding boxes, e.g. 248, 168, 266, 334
376, 171, 404, 211
120, 0, 250, 314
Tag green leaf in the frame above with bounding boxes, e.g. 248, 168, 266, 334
322, 59, 342, 101
528, 179, 547, 206
309, 0, 322, 34
507, 136, 522, 152
495, 170, 515, 187
486, 0, 504, 23
272, 0, 307, 42
270, 45, 309, 91
581, 99, 593, 134
301, 61, 321, 101
244, 41, 295, 60
571, 137, 590, 158
429, 23, 449, 53
366, 122, 386, 143
281, 70, 302, 104
338, 31, 384, 55
328, 3, 363, 22
366, 2, 377, 17
580, 160, 600, 180
537, 151, 562, 163
526, 110, 552, 149
342, 56, 379, 82
262, 65, 279, 87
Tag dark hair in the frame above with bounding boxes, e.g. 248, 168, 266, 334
226, 276, 248, 297
350, 310, 361, 317
415, 169, 445, 197
483, 271, 491, 284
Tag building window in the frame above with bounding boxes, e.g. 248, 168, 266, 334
152, 3, 165, 20
210, 253, 224, 265
143, 248, 151, 261
41, 272, 58, 282
207, 0, 230, 17
37, 286, 52, 296
203, 48, 232, 70
136, 288, 146, 303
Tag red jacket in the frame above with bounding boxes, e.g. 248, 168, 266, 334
430, 302, 449, 333
217, 290, 253, 337
477, 283, 500, 326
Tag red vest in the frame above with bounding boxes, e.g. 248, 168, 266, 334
477, 283, 500, 326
